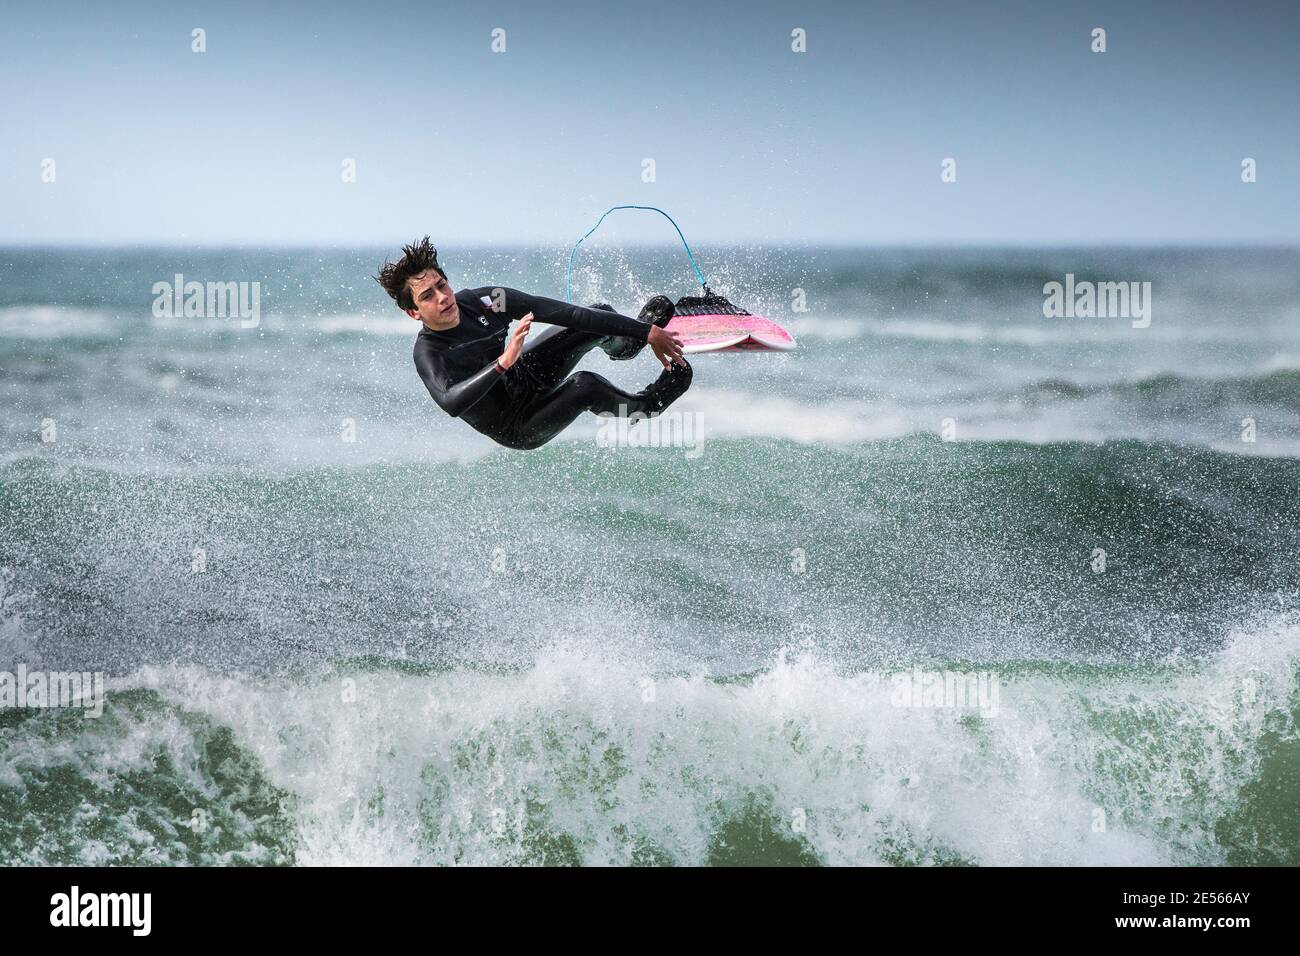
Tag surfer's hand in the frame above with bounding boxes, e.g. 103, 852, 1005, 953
499, 313, 533, 369
647, 325, 686, 370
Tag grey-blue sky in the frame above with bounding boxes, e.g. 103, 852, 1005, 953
1, 0, 1296, 245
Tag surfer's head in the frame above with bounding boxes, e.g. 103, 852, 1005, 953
376, 236, 459, 329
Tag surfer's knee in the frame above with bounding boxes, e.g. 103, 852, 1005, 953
567, 370, 606, 401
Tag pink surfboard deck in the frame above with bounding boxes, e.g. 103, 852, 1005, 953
664, 313, 797, 354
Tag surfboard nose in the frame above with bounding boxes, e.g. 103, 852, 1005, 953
668, 293, 796, 353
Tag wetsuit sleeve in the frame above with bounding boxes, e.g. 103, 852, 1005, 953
496, 288, 650, 341
414, 344, 501, 418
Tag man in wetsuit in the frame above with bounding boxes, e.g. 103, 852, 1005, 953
377, 237, 692, 450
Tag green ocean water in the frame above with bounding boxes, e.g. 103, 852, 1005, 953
1, 246, 1298, 864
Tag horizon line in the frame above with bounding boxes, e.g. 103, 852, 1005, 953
2, 240, 1297, 252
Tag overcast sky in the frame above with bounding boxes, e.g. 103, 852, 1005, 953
2, 0, 1296, 246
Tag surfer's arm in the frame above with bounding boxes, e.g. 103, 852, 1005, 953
414, 346, 501, 418
497, 288, 650, 341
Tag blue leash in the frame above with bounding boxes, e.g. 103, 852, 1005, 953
563, 205, 708, 302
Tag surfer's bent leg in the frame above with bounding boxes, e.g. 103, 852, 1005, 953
498, 298, 687, 449
503, 361, 693, 450
516, 301, 658, 387
517, 323, 606, 390
506, 372, 644, 449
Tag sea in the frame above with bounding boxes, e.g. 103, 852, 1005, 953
1, 244, 1297, 865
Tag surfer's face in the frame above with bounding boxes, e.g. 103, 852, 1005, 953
407, 269, 459, 330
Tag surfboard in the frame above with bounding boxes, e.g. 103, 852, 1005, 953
666, 294, 797, 354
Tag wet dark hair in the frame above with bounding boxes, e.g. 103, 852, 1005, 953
375, 236, 447, 311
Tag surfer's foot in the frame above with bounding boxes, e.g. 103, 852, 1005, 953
599, 294, 675, 360
638, 294, 675, 328
637, 358, 692, 416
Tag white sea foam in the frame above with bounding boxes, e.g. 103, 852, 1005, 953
99, 614, 1299, 866
862, 316, 1283, 347
1262, 353, 1300, 372
783, 316, 864, 341
308, 314, 416, 336
669, 389, 910, 443
557, 383, 1300, 454
866, 317, 1112, 346
0, 305, 114, 338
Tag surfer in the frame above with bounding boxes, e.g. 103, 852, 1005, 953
377, 237, 692, 450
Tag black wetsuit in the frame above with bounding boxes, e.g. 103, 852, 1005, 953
413, 287, 662, 449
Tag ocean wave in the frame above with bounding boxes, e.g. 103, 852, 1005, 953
868, 317, 1083, 346
987, 368, 1300, 418
667, 388, 910, 444
0, 305, 115, 339
585, 369, 1300, 451
918, 368, 1300, 452
783, 316, 865, 341
1, 619, 1295, 866
1263, 353, 1300, 373
3, 436, 1298, 679
304, 314, 416, 336
860, 316, 1286, 347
